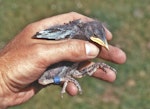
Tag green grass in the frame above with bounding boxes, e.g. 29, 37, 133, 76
0, 0, 150, 109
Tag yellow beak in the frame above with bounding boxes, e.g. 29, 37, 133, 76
90, 36, 109, 50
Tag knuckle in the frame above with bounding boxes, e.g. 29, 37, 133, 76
30, 44, 50, 66
25, 23, 35, 30
24, 22, 39, 34
69, 12, 79, 15
32, 44, 45, 57
68, 12, 85, 20
65, 40, 86, 58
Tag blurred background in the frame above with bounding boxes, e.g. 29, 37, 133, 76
0, 0, 150, 109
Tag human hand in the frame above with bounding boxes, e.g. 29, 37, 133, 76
0, 12, 126, 108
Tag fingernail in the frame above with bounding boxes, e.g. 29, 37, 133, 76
85, 42, 99, 58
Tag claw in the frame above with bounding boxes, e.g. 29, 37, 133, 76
79, 90, 82, 95
95, 63, 117, 74
80, 62, 117, 76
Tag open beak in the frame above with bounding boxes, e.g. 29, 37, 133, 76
90, 36, 109, 50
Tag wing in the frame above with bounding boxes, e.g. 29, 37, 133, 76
34, 20, 81, 40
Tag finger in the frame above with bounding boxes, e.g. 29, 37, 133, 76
78, 61, 116, 82
92, 68, 116, 82
27, 12, 112, 41
65, 68, 116, 96
65, 61, 117, 96
21, 12, 92, 40
39, 39, 100, 65
66, 82, 78, 96
99, 45, 126, 64
104, 27, 113, 40
32, 12, 93, 32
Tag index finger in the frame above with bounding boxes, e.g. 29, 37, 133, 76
30, 12, 112, 40
32, 12, 93, 32
99, 45, 126, 64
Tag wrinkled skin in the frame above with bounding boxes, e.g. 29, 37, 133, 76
0, 12, 126, 109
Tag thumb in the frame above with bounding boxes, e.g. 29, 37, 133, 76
42, 39, 100, 65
